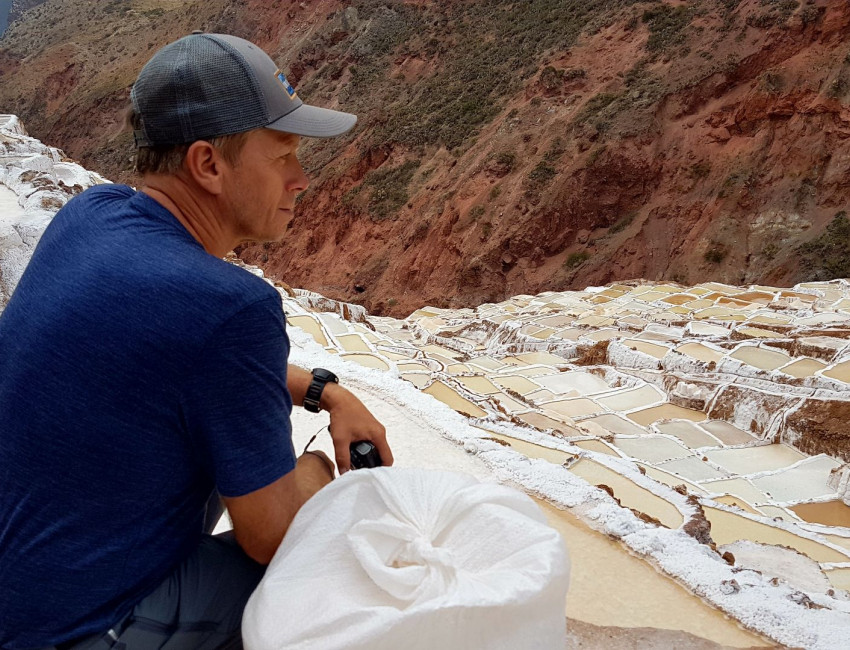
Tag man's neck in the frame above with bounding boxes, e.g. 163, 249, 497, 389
140, 177, 233, 258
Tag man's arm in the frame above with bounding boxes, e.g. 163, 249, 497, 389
287, 365, 393, 473
222, 450, 333, 565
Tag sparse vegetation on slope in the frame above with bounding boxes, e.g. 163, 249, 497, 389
2, 0, 850, 317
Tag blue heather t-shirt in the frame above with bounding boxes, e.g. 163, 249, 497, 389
0, 185, 296, 649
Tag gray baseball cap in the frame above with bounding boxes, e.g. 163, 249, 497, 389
131, 33, 357, 146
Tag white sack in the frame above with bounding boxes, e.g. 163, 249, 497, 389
243, 467, 569, 650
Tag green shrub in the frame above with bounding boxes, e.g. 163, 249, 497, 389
363, 159, 420, 219
469, 205, 486, 220
565, 251, 590, 268
688, 161, 712, 179
540, 65, 564, 91
759, 71, 784, 94
798, 211, 850, 279
761, 242, 779, 260
528, 161, 557, 184
574, 92, 619, 126
704, 244, 728, 264
496, 152, 516, 171
610, 212, 636, 234
642, 5, 694, 53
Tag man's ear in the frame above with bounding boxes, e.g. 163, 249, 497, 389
183, 140, 226, 195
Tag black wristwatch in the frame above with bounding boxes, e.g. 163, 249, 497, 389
304, 368, 339, 413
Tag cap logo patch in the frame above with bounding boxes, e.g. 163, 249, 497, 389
274, 69, 297, 100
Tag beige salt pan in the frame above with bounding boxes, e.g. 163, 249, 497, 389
422, 381, 486, 418
656, 421, 721, 449
704, 445, 806, 475
612, 436, 692, 463
516, 411, 580, 436
656, 456, 728, 482
513, 351, 570, 365
534, 371, 609, 395
585, 414, 649, 436
568, 459, 683, 529
755, 505, 800, 522
466, 355, 506, 371
687, 321, 730, 337
335, 334, 371, 353
286, 315, 329, 347
536, 501, 771, 646
396, 361, 430, 372
489, 391, 528, 413
713, 495, 763, 516
703, 506, 848, 563
544, 398, 605, 419
456, 375, 501, 395
699, 421, 755, 446
823, 360, 850, 384
503, 365, 558, 377
491, 374, 542, 395
729, 346, 791, 370
675, 343, 724, 364
572, 439, 621, 457
485, 432, 575, 465
789, 500, 850, 528
400, 372, 430, 389
446, 363, 471, 375
597, 384, 665, 411
339, 353, 390, 371
628, 404, 707, 427
376, 349, 413, 361
702, 478, 770, 506
623, 339, 670, 359
584, 328, 623, 342
638, 464, 709, 495
752, 455, 842, 502
418, 343, 463, 360
825, 567, 850, 591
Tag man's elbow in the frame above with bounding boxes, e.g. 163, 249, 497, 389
234, 529, 285, 566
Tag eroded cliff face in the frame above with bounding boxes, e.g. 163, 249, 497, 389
1, 0, 849, 316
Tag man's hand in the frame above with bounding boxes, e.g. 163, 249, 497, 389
287, 365, 393, 473
323, 383, 393, 473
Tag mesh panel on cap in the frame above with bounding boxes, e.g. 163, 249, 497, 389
132, 34, 269, 146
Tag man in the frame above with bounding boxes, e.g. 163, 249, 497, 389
0, 33, 392, 649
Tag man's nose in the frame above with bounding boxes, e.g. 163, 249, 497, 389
288, 160, 309, 193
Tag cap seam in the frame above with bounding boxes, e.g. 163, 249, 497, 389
200, 34, 270, 129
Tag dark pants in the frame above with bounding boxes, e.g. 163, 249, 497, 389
56, 499, 264, 650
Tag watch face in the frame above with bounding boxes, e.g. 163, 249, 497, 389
312, 368, 338, 383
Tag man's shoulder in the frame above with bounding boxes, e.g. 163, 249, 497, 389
188, 257, 282, 308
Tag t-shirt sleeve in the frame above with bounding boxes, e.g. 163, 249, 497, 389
181, 295, 296, 498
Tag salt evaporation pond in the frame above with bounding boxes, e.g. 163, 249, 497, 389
6, 109, 849, 644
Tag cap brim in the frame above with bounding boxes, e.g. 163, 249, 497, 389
267, 103, 357, 138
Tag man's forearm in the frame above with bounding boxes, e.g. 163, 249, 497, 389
223, 451, 333, 565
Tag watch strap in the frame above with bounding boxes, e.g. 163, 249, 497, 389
304, 368, 337, 413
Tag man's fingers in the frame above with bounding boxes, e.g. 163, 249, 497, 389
374, 434, 394, 467
334, 440, 352, 475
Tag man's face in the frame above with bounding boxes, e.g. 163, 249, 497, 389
221, 128, 309, 244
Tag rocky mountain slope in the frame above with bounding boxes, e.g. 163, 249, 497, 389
1, 0, 848, 316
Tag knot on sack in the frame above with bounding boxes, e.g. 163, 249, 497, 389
348, 516, 457, 607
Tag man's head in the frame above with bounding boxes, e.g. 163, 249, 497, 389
130, 33, 356, 253
130, 33, 356, 155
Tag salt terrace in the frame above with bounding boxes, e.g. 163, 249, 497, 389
262, 268, 850, 648
4, 115, 850, 647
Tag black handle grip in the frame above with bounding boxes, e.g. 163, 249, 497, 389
350, 441, 382, 469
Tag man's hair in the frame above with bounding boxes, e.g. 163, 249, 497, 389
126, 107, 249, 175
